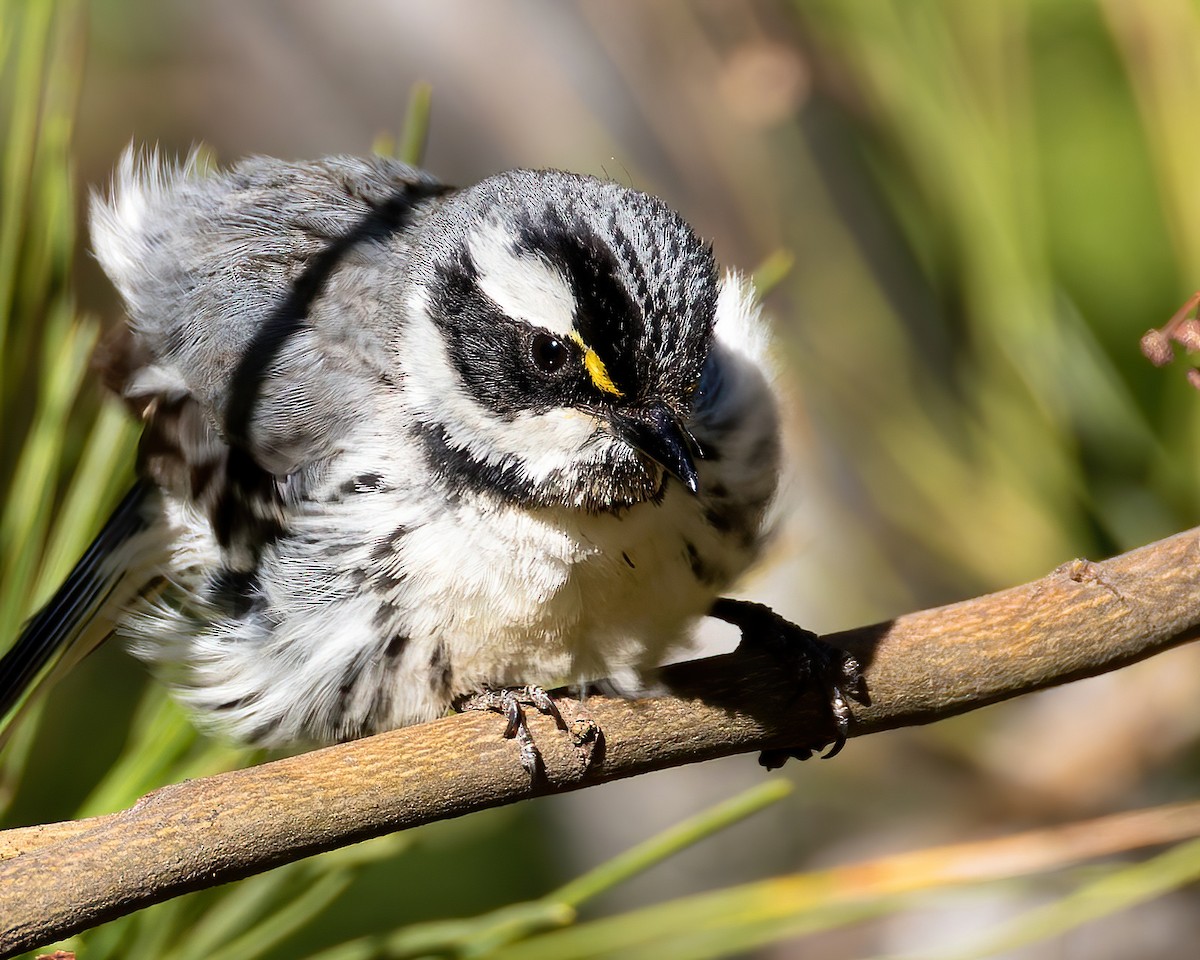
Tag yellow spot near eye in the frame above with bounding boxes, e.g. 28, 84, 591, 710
585, 349, 623, 397
569, 331, 624, 397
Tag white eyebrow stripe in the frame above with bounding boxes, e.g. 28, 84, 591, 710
467, 220, 578, 338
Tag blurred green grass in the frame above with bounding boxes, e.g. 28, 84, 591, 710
787, 0, 1200, 604
3, 0, 1200, 957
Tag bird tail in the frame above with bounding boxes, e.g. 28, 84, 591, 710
0, 482, 158, 737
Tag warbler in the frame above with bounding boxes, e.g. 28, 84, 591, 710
0, 150, 859, 771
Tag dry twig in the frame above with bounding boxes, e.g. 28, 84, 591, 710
1, 527, 1199, 957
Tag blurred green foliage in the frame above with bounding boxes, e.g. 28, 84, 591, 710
3, 0, 1200, 957
0, 0, 140, 794
786, 0, 1200, 607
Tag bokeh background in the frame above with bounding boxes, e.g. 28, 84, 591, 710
4, 1, 1200, 957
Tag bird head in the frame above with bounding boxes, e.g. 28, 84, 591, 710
399, 169, 718, 512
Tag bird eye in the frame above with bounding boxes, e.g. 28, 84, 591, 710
530, 333, 569, 375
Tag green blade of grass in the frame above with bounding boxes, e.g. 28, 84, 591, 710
551, 778, 792, 909
0, 0, 54, 372
0, 306, 99, 638
494, 800, 1200, 960
927, 836, 1200, 960
397, 81, 433, 167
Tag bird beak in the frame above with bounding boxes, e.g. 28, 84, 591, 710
615, 402, 700, 495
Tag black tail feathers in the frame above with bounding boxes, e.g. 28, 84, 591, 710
0, 482, 153, 720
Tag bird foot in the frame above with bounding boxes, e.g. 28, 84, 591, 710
456, 684, 574, 775
711, 598, 866, 768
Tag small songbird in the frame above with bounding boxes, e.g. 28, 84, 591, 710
0, 150, 859, 770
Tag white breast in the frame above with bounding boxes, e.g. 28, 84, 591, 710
392, 484, 718, 687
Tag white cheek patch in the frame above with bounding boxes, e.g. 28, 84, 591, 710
468, 219, 578, 337
400, 290, 608, 485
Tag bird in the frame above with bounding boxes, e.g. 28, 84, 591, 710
0, 149, 860, 772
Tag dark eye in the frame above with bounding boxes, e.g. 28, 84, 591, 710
530, 332, 569, 375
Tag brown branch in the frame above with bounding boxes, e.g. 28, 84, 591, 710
2, 528, 1199, 957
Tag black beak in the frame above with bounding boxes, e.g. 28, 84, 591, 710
616, 402, 700, 495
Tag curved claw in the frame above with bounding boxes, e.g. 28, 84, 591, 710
456, 684, 573, 776
711, 598, 866, 766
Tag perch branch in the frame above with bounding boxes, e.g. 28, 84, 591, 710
2, 527, 1199, 957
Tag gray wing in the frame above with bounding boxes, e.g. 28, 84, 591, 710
92, 149, 450, 477
0, 154, 451, 736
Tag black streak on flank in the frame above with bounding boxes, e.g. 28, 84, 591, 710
214, 692, 259, 712
223, 182, 450, 449
372, 603, 398, 629
211, 445, 287, 555
376, 568, 407, 590
209, 566, 262, 619
243, 716, 281, 747
338, 472, 388, 497
189, 457, 218, 500
337, 654, 369, 718
684, 541, 705, 580
684, 540, 724, 586
384, 632, 409, 659
429, 641, 453, 695
370, 524, 409, 563
703, 508, 733, 535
